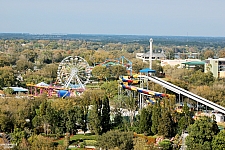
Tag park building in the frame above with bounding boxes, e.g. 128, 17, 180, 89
161, 59, 202, 68
174, 52, 200, 59
205, 58, 225, 78
136, 51, 166, 62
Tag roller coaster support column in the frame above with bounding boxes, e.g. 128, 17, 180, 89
149, 38, 153, 70
120, 56, 132, 76
138, 75, 144, 109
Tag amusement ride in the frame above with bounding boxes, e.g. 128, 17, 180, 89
27, 56, 91, 98
56, 56, 91, 90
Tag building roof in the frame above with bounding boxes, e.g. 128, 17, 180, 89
142, 51, 166, 58
4, 87, 28, 92
36, 82, 49, 87
140, 68, 156, 73
181, 61, 205, 65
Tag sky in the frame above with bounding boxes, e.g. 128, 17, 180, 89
1, 0, 225, 37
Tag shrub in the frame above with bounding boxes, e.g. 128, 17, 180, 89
159, 139, 172, 150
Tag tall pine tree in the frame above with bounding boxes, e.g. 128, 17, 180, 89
101, 96, 111, 133
178, 102, 194, 134
151, 99, 161, 135
139, 106, 152, 135
158, 109, 173, 137
89, 98, 102, 135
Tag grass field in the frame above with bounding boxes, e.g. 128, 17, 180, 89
56, 133, 97, 146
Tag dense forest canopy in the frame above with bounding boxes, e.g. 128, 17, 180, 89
1, 33, 225, 47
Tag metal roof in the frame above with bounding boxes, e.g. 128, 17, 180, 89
4, 87, 28, 92
36, 82, 49, 87
142, 52, 166, 58
181, 61, 205, 65
140, 68, 156, 73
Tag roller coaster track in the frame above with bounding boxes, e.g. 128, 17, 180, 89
0, 133, 15, 149
139, 75, 225, 114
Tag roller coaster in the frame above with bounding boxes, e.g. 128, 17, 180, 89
119, 71, 169, 109
138, 74, 225, 114
119, 68, 225, 114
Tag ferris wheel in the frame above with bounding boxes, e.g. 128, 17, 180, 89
56, 56, 91, 89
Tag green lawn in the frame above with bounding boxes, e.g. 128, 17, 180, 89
70, 134, 97, 141
57, 133, 97, 146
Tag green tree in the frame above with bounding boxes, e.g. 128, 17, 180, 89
28, 135, 60, 150
110, 96, 124, 129
63, 133, 70, 149
131, 59, 148, 74
110, 65, 127, 79
92, 65, 110, 80
152, 60, 164, 77
88, 99, 102, 135
0, 110, 14, 132
158, 139, 172, 150
65, 107, 78, 135
21, 49, 37, 63
185, 116, 219, 150
45, 105, 62, 135
0, 55, 10, 67
96, 130, 134, 150
3, 87, 14, 95
101, 96, 111, 133
151, 100, 161, 135
11, 128, 25, 145
158, 110, 173, 137
32, 100, 50, 134
188, 70, 214, 86
78, 106, 88, 134
77, 90, 95, 134
16, 58, 34, 71
100, 80, 118, 100
178, 102, 194, 133
139, 106, 152, 135
212, 130, 225, 150
41, 64, 58, 81
0, 66, 16, 87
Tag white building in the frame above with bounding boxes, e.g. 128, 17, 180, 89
205, 58, 225, 78
213, 113, 224, 122
161, 59, 202, 68
136, 51, 166, 62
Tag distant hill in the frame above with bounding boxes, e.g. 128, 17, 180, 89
0, 33, 225, 47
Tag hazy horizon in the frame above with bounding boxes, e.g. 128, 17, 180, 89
1, 0, 225, 37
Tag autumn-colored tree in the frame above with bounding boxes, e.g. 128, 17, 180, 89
16, 58, 34, 71
218, 49, 225, 58
203, 50, 215, 59
131, 59, 148, 73
28, 135, 64, 150
91, 65, 110, 80
0, 55, 10, 67
110, 65, 127, 79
